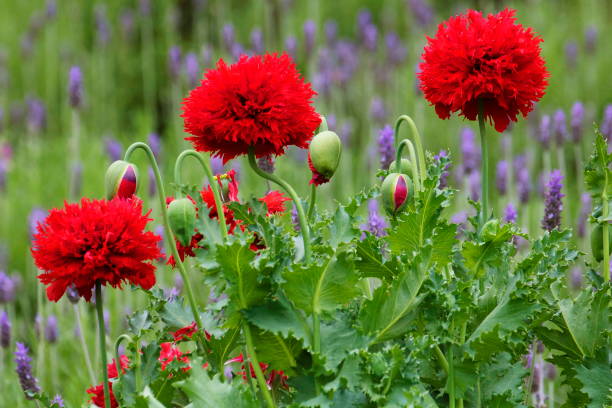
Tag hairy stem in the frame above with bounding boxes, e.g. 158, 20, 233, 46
307, 183, 317, 221
114, 334, 133, 379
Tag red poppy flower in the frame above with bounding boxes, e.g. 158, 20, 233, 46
87, 355, 130, 408
32, 198, 162, 302
418, 8, 548, 132
159, 342, 190, 372
260, 191, 291, 215
182, 53, 321, 162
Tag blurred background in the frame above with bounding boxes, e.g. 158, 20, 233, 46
0, 0, 611, 405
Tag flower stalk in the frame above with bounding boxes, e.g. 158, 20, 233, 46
478, 100, 489, 226
395, 139, 421, 192
243, 323, 276, 408
393, 115, 427, 186
95, 281, 111, 408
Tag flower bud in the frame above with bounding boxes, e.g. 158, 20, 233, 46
381, 173, 411, 215
308, 130, 342, 185
167, 198, 197, 247
105, 160, 138, 199
590, 222, 612, 262
389, 158, 412, 175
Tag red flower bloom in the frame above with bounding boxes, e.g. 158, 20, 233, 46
418, 8, 548, 132
182, 53, 321, 162
159, 342, 190, 372
260, 191, 291, 215
87, 355, 130, 408
32, 198, 162, 302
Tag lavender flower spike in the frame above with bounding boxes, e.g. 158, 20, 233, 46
15, 342, 41, 398
503, 203, 518, 224
378, 125, 394, 170
460, 127, 480, 175
168, 46, 182, 81
45, 315, 58, 344
538, 114, 552, 149
495, 160, 508, 196
552, 109, 568, 145
105, 138, 123, 162
370, 97, 386, 123
434, 150, 450, 189
184, 52, 199, 88
601, 105, 612, 141
577, 193, 591, 238
51, 394, 65, 407
570, 102, 584, 142
303, 20, 316, 55
542, 169, 564, 232
0, 310, 10, 348
250, 28, 264, 55
68, 66, 83, 109
28, 207, 47, 242
361, 199, 388, 238
148, 132, 161, 158
0, 271, 17, 303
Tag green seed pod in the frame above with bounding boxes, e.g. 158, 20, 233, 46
389, 158, 413, 175
481, 219, 500, 241
168, 198, 197, 247
590, 223, 612, 262
381, 173, 412, 215
308, 130, 342, 182
105, 160, 139, 199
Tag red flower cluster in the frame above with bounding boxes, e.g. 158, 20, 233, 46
226, 353, 289, 390
87, 355, 130, 408
418, 8, 548, 132
32, 198, 162, 302
182, 53, 321, 162
159, 342, 191, 372
170, 321, 211, 342
167, 171, 290, 267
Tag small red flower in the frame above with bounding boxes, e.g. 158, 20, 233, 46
260, 191, 291, 215
225, 353, 289, 390
170, 321, 213, 342
418, 8, 548, 132
159, 342, 190, 372
182, 53, 321, 162
32, 198, 162, 302
87, 355, 130, 408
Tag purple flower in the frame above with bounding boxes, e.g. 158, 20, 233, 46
94, 5, 110, 46
585, 26, 597, 53
326, 114, 337, 131
538, 114, 552, 149
516, 167, 531, 204
570, 266, 583, 290
450, 211, 469, 236
104, 309, 110, 334
68, 66, 83, 109
324, 20, 338, 44
565, 41, 578, 69
303, 20, 316, 55
291, 205, 300, 231
231, 43, 246, 62
51, 394, 65, 407
370, 98, 386, 123
495, 160, 508, 196
552, 109, 568, 145
148, 167, 156, 197
168, 46, 182, 80
201, 44, 213, 67
357, 9, 372, 33
27, 98, 46, 133
45, 0, 57, 20
339, 121, 354, 145
148, 132, 161, 158
257, 156, 275, 174
184, 52, 200, 88
361, 200, 388, 238
45, 315, 58, 344
15, 342, 40, 398
434, 150, 450, 189
210, 157, 224, 175
378, 125, 394, 170
250, 28, 264, 54
28, 207, 47, 242
577, 193, 591, 238
570, 102, 585, 142
468, 171, 481, 201
285, 36, 297, 58
362, 24, 378, 52
0, 310, 10, 348
601, 105, 612, 141
105, 138, 123, 162
542, 170, 564, 232
222, 24, 235, 52
504, 203, 517, 224
385, 32, 407, 65
155, 225, 165, 260
120, 8, 135, 39
460, 127, 480, 175
407, 0, 434, 28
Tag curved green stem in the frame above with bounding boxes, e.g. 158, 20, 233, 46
394, 115, 427, 185
307, 183, 317, 221
243, 323, 276, 408
448, 346, 455, 408
124, 143, 204, 334
173, 150, 229, 239
247, 148, 311, 263
95, 282, 111, 408
114, 334, 133, 379
478, 100, 489, 226
434, 345, 449, 374
396, 139, 421, 192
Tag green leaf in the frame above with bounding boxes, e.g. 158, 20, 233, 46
355, 236, 400, 280
584, 129, 612, 202
575, 357, 612, 408
462, 223, 517, 276
328, 206, 357, 248
360, 247, 432, 344
283, 249, 360, 314
160, 299, 195, 330
251, 327, 301, 374
480, 353, 528, 405
128, 310, 152, 336
174, 359, 256, 408
245, 298, 311, 346
319, 318, 370, 372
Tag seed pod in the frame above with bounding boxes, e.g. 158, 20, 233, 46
168, 198, 197, 247
389, 158, 412, 175
590, 222, 612, 262
308, 130, 342, 185
381, 173, 411, 215
481, 219, 500, 240
105, 160, 138, 199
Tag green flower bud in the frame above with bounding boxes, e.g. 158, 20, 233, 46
590, 223, 612, 262
308, 130, 342, 185
481, 219, 500, 241
105, 160, 139, 199
381, 173, 412, 215
389, 158, 412, 175
167, 198, 197, 247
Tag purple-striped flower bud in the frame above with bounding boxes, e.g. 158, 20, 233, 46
15, 342, 40, 398
285, 36, 297, 58
381, 173, 411, 215
303, 20, 316, 55
407, 0, 434, 28
105, 138, 123, 162
184, 52, 199, 88
370, 97, 386, 123
45, 315, 58, 344
565, 41, 578, 69
105, 160, 139, 199
250, 28, 264, 55
460, 127, 480, 175
601, 105, 612, 141
168, 46, 181, 80
538, 114, 552, 149
552, 109, 568, 145
222, 24, 235, 52
570, 102, 584, 142
585, 26, 597, 54
503, 203, 518, 224
257, 156, 275, 174
378, 125, 394, 170
0, 310, 10, 348
495, 160, 508, 196
360, 199, 388, 237
68, 66, 83, 109
385, 32, 407, 66
541, 169, 564, 232
324, 20, 338, 44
